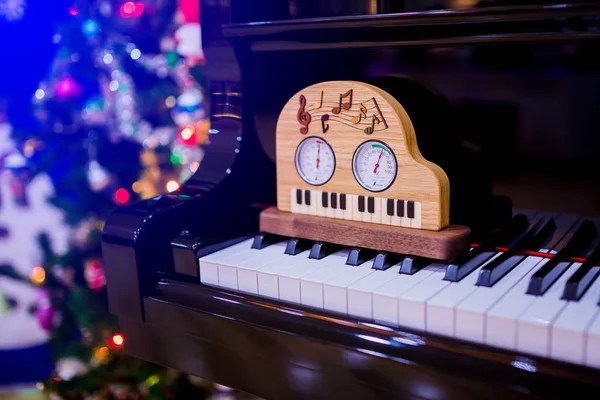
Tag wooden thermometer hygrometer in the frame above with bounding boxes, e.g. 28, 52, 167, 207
259, 81, 470, 260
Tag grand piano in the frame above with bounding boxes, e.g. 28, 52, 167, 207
102, 1, 600, 398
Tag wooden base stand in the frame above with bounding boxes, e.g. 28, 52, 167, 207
259, 208, 471, 260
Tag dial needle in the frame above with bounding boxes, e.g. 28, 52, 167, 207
316, 143, 321, 169
373, 149, 383, 174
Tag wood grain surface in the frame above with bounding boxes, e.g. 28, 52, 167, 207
259, 208, 470, 260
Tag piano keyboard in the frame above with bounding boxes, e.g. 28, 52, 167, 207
290, 188, 422, 228
197, 212, 600, 369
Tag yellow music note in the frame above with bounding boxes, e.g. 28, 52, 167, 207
312, 91, 323, 109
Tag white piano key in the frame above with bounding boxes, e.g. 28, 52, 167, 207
290, 188, 300, 214
235, 242, 292, 294
279, 250, 347, 304
454, 255, 540, 344
372, 265, 440, 326
426, 256, 495, 338
308, 190, 318, 215
410, 202, 422, 229
198, 238, 254, 286
351, 195, 362, 222
397, 264, 449, 331
380, 199, 392, 225
391, 205, 401, 226
347, 266, 401, 319
585, 308, 600, 368
316, 190, 326, 217
551, 265, 600, 365
516, 262, 581, 358
484, 257, 547, 350
326, 192, 335, 219
371, 197, 382, 224
255, 255, 304, 299
360, 197, 371, 223
298, 250, 351, 308
323, 261, 375, 314
342, 194, 353, 220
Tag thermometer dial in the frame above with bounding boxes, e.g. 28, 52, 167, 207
352, 140, 397, 192
295, 136, 336, 186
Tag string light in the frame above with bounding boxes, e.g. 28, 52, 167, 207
166, 180, 179, 192
31, 266, 45, 284
112, 334, 124, 346
114, 188, 130, 204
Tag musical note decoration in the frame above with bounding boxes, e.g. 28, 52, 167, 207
297, 95, 311, 134
321, 114, 330, 133
313, 91, 323, 109
332, 90, 353, 114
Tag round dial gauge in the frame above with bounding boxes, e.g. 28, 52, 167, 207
352, 140, 397, 192
295, 136, 336, 186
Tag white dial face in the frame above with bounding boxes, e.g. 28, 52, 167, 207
352, 140, 397, 192
295, 136, 336, 186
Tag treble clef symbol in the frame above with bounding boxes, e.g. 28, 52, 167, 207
297, 94, 311, 134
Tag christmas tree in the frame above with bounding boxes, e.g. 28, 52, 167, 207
0, 0, 214, 398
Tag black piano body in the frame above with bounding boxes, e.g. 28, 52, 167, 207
102, 1, 600, 398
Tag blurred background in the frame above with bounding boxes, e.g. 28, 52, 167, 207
0, 0, 213, 398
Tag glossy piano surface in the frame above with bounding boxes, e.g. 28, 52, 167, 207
102, 1, 600, 398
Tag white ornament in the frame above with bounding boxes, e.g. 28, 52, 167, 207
172, 86, 206, 127
174, 23, 204, 59
0, 126, 71, 350
56, 357, 89, 381
0, 0, 26, 21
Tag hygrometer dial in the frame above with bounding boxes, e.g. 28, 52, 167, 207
295, 136, 336, 186
352, 140, 397, 192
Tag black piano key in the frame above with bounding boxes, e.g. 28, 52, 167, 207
527, 221, 597, 296
407, 201, 415, 219
285, 238, 312, 256
387, 199, 394, 216
252, 232, 286, 249
346, 248, 377, 266
397, 200, 404, 217
309, 242, 341, 260
563, 244, 600, 301
358, 196, 365, 212
340, 194, 346, 210
304, 190, 311, 206
399, 256, 431, 275
296, 189, 302, 205
372, 252, 403, 271
368, 197, 375, 213
331, 193, 337, 209
444, 214, 530, 282
322, 192, 328, 208
476, 216, 557, 287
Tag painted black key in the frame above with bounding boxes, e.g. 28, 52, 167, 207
444, 214, 530, 282
346, 248, 377, 266
340, 194, 346, 210
296, 189, 303, 205
309, 242, 341, 260
397, 200, 404, 217
476, 216, 556, 287
407, 201, 415, 219
358, 196, 365, 212
372, 252, 403, 271
331, 193, 337, 209
527, 221, 597, 296
400, 256, 431, 275
285, 238, 312, 256
304, 190, 311, 206
563, 244, 600, 301
368, 197, 375, 213
322, 192, 328, 208
252, 232, 286, 250
387, 199, 394, 216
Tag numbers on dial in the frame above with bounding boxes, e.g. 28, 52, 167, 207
295, 136, 336, 186
352, 140, 397, 192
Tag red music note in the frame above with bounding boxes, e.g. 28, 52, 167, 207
297, 95, 311, 134
332, 90, 353, 114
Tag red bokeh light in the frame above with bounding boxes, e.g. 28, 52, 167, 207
114, 188, 130, 204
119, 1, 144, 18
112, 334, 124, 346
